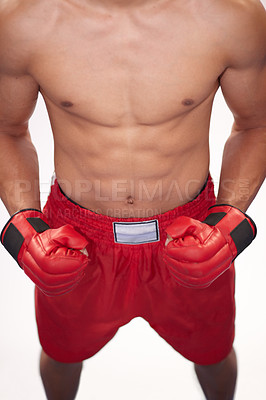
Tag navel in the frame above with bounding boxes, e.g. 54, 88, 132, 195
61, 101, 74, 108
182, 98, 194, 106
126, 196, 134, 205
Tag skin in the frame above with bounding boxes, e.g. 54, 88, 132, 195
0, 0, 265, 399
0, 0, 264, 216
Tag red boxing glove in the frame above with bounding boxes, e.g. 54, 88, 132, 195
1, 209, 89, 296
164, 204, 256, 289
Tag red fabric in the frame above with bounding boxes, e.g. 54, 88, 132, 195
35, 175, 235, 364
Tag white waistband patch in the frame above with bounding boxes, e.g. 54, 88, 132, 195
113, 220, 160, 244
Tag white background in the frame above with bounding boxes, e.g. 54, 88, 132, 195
0, 3, 265, 399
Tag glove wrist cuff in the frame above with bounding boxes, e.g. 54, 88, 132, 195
1, 208, 50, 264
1, 208, 45, 239
204, 203, 257, 257
208, 204, 257, 237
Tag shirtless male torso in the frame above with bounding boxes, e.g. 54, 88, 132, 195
0, 0, 265, 399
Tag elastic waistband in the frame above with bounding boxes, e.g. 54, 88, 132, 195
43, 175, 215, 244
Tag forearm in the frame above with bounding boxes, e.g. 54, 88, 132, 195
0, 131, 41, 215
217, 125, 266, 212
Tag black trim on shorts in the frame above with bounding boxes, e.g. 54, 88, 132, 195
57, 175, 210, 212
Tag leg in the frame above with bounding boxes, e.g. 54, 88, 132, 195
40, 349, 83, 400
194, 347, 237, 400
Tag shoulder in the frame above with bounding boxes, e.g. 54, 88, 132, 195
0, 0, 57, 18
218, 0, 266, 34
0, 0, 58, 75
208, 0, 265, 18
210, 0, 266, 67
0, 0, 52, 27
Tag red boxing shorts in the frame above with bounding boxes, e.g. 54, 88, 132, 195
36, 175, 235, 365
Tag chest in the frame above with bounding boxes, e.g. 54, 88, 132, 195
31, 7, 224, 125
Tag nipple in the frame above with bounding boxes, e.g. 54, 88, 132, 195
182, 98, 194, 106
61, 101, 74, 108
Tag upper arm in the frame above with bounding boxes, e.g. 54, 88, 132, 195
219, 0, 266, 131
0, 74, 39, 136
0, 1, 39, 137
